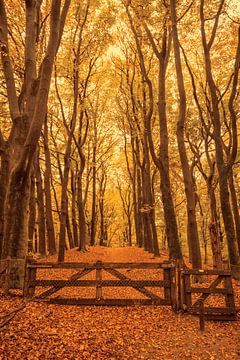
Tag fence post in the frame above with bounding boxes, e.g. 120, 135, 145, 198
199, 299, 205, 331
23, 258, 37, 298
182, 271, 192, 309
96, 260, 103, 300
170, 266, 177, 309
224, 275, 235, 310
163, 262, 171, 304
3, 257, 11, 295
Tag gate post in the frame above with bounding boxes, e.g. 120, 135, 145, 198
182, 270, 192, 309
23, 258, 37, 298
96, 260, 103, 300
3, 257, 11, 295
163, 261, 171, 304
170, 266, 177, 309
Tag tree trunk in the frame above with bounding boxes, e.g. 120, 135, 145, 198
0, 145, 9, 259
1, 0, 70, 261
58, 152, 71, 262
43, 118, 56, 255
200, 0, 239, 270
90, 114, 97, 246
207, 185, 223, 269
78, 169, 87, 252
2, 165, 30, 259
71, 170, 79, 247
144, 24, 182, 260
229, 169, 240, 255
170, 0, 202, 269
36, 155, 46, 257
28, 173, 36, 254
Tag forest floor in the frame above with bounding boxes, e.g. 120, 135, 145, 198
0, 246, 240, 360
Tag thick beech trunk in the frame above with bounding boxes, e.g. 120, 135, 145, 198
0, 145, 9, 259
0, 0, 70, 260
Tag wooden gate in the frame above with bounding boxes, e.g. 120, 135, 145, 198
24, 260, 176, 307
181, 269, 236, 320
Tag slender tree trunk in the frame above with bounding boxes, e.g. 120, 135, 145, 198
98, 169, 107, 247
90, 115, 97, 246
229, 169, 240, 254
99, 198, 105, 246
43, 118, 56, 254
170, 0, 202, 269
28, 173, 36, 254
66, 200, 74, 249
207, 184, 223, 268
78, 169, 87, 251
131, 144, 141, 247
200, 0, 239, 271
36, 155, 46, 257
144, 25, 182, 260
58, 153, 71, 262
135, 139, 144, 248
71, 170, 79, 247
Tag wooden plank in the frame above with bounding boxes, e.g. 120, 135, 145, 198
204, 314, 236, 321
183, 273, 192, 308
102, 262, 174, 269
3, 258, 11, 294
105, 268, 163, 302
224, 276, 235, 309
33, 279, 169, 287
189, 306, 236, 315
163, 267, 171, 303
35, 298, 170, 306
96, 261, 103, 300
28, 262, 174, 270
27, 262, 97, 269
183, 269, 232, 276
170, 267, 177, 308
189, 287, 232, 294
23, 258, 37, 298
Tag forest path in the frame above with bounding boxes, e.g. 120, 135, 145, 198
0, 247, 240, 360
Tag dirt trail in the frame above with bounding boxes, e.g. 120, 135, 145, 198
0, 247, 240, 360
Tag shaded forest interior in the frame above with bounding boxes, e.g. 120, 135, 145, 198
0, 0, 240, 276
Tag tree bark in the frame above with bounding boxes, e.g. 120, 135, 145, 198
28, 173, 36, 254
71, 169, 79, 247
35, 155, 46, 257
1, 0, 70, 260
170, 0, 202, 269
229, 169, 240, 254
43, 117, 56, 254
200, 0, 239, 268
